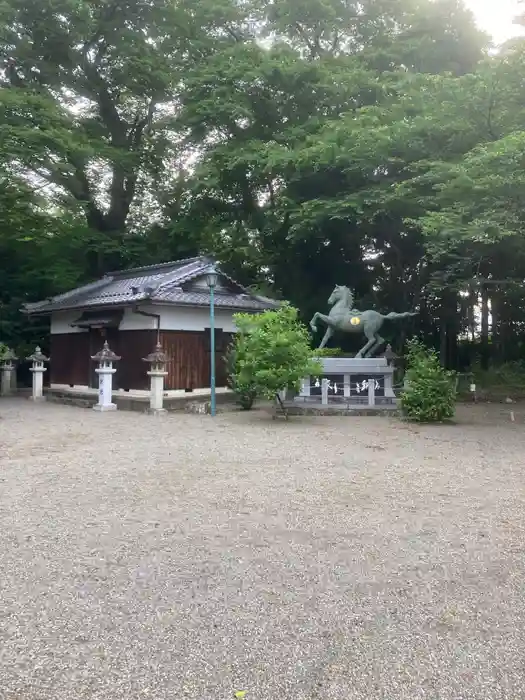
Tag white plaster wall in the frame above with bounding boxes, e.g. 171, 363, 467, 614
50, 304, 240, 334
120, 307, 156, 330
50, 310, 88, 335
51, 307, 157, 334
155, 305, 238, 332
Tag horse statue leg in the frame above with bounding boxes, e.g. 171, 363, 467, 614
310, 312, 336, 350
319, 326, 334, 349
356, 325, 379, 358
368, 333, 385, 357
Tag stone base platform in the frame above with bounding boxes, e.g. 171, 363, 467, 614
45, 387, 234, 412
285, 402, 399, 416
295, 356, 398, 410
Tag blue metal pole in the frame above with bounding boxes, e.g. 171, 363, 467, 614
210, 284, 216, 416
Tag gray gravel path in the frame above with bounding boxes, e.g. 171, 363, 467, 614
1, 399, 525, 699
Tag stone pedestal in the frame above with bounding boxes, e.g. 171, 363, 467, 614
147, 369, 168, 414
143, 342, 169, 415
93, 366, 117, 411
297, 357, 397, 410
1, 364, 14, 396
91, 341, 121, 412
0, 348, 17, 397
27, 346, 49, 402
30, 367, 46, 402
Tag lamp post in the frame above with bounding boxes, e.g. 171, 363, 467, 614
206, 265, 218, 416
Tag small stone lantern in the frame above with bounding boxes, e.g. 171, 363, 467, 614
382, 344, 398, 400
27, 346, 49, 402
383, 344, 398, 367
0, 347, 18, 397
143, 342, 168, 414
91, 341, 121, 412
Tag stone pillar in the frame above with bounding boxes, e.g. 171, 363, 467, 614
368, 378, 376, 407
27, 346, 49, 402
384, 369, 396, 399
321, 378, 329, 405
143, 342, 168, 415
300, 378, 311, 397
0, 348, 18, 397
91, 341, 121, 412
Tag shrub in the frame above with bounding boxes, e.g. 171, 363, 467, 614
232, 304, 322, 405
224, 343, 257, 410
401, 339, 456, 422
315, 347, 346, 357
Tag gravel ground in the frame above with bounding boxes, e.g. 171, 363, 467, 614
1, 398, 525, 700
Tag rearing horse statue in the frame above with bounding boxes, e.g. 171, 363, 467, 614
310, 285, 417, 358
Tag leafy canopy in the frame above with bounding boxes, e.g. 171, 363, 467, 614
232, 305, 322, 400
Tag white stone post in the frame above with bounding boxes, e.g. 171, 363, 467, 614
0, 348, 17, 397
143, 342, 168, 415
384, 370, 396, 399
91, 341, 121, 412
27, 346, 49, 402
368, 378, 376, 407
321, 378, 329, 405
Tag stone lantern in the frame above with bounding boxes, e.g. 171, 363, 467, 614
91, 341, 121, 412
27, 346, 49, 402
142, 342, 168, 414
382, 344, 398, 399
0, 347, 18, 396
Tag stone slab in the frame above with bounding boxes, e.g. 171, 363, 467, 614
316, 357, 390, 374
284, 401, 399, 417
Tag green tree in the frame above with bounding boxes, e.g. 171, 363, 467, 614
0, 0, 252, 270
401, 339, 456, 421
232, 305, 322, 414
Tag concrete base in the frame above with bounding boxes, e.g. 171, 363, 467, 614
297, 356, 397, 408
28, 396, 46, 403
285, 401, 399, 417
146, 408, 167, 415
93, 403, 117, 412
45, 387, 234, 413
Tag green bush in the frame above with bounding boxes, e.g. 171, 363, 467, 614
224, 343, 257, 410
472, 361, 525, 390
401, 339, 456, 422
315, 347, 346, 357
232, 304, 322, 402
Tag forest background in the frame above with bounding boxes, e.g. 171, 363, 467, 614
2, 0, 525, 371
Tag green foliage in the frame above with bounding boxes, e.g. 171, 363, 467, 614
224, 343, 258, 410
315, 347, 347, 357
0, 0, 523, 374
232, 305, 322, 401
401, 339, 456, 422
472, 362, 525, 391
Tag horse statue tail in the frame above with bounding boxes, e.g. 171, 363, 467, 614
384, 311, 418, 321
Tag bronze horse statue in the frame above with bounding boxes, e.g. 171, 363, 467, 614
310, 285, 417, 358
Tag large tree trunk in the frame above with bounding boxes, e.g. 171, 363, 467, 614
439, 290, 459, 368
480, 284, 490, 370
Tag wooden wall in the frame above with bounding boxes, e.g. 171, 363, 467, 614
50, 333, 90, 386
49, 328, 232, 391
160, 330, 232, 390
117, 330, 156, 391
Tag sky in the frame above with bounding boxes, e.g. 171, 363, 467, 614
466, 0, 523, 44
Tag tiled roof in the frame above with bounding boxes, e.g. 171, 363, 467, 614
24, 256, 279, 314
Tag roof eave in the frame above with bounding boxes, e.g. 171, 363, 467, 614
148, 298, 278, 312
24, 299, 146, 316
